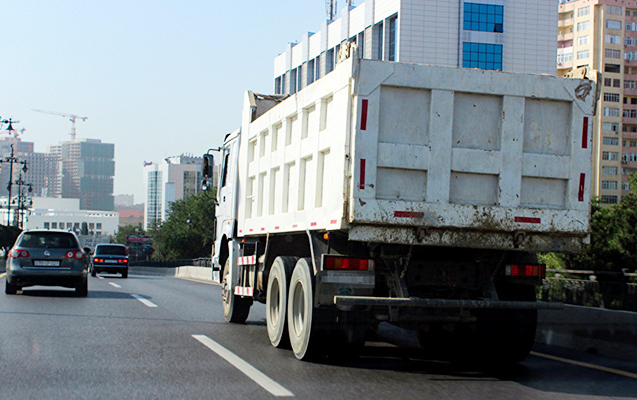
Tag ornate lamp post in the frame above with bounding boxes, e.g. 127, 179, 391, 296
0, 118, 28, 226
12, 173, 33, 229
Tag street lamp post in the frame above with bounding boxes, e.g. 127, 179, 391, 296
12, 173, 32, 229
0, 118, 27, 226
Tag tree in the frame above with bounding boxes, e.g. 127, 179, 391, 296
112, 224, 146, 245
149, 190, 216, 260
0, 224, 21, 253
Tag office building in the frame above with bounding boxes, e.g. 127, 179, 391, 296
274, 0, 557, 95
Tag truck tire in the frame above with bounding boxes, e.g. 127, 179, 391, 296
222, 258, 251, 323
287, 258, 323, 360
5, 279, 18, 295
76, 276, 88, 297
266, 256, 297, 348
480, 283, 538, 365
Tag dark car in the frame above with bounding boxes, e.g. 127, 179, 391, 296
5, 230, 88, 296
91, 244, 129, 278
127, 242, 154, 260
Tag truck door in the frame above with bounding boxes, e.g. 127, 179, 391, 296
213, 133, 240, 274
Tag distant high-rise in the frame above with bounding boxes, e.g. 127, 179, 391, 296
143, 154, 202, 229
57, 139, 115, 211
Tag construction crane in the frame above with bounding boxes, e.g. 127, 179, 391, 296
32, 109, 87, 141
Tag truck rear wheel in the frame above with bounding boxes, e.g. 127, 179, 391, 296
287, 258, 323, 360
222, 258, 252, 323
267, 256, 297, 348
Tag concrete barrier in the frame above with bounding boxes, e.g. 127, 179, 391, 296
537, 304, 637, 361
130, 266, 213, 282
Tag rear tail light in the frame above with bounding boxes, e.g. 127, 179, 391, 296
324, 256, 374, 271
66, 250, 84, 259
505, 264, 546, 278
8, 249, 30, 258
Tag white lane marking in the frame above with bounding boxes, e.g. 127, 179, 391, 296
192, 334, 294, 397
131, 294, 158, 308
109, 282, 122, 288
531, 351, 637, 380
97, 275, 104, 280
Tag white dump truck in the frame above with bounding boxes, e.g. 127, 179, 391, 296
201, 47, 598, 363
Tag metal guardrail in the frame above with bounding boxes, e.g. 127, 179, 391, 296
540, 269, 637, 311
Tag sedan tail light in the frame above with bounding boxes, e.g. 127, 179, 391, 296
8, 249, 30, 258
505, 264, 546, 278
66, 250, 84, 259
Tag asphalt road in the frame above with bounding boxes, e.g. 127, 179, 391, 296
1, 272, 636, 400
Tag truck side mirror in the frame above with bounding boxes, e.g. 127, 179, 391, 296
203, 154, 214, 178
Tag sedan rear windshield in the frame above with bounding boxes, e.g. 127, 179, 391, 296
18, 233, 78, 249
95, 245, 127, 256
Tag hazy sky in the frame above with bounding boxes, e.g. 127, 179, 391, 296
1, 1, 335, 203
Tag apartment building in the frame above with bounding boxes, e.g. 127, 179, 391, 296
274, 0, 557, 95
558, 0, 637, 204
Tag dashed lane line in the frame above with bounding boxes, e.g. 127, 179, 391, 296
109, 282, 122, 288
531, 351, 637, 380
176, 277, 219, 286
193, 334, 294, 397
131, 294, 158, 308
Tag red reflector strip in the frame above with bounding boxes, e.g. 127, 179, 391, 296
310, 222, 317, 227
324, 256, 371, 271
360, 99, 368, 131
578, 173, 585, 202
237, 256, 256, 266
394, 211, 424, 218
582, 116, 588, 149
330, 219, 338, 224
234, 287, 253, 297
505, 264, 546, 278
514, 217, 541, 224
359, 159, 366, 190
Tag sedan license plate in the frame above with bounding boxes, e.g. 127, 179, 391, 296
33, 260, 61, 267
105, 259, 118, 263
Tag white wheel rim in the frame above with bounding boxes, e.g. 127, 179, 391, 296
268, 277, 280, 326
292, 281, 305, 336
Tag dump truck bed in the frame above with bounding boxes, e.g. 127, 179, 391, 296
236, 57, 597, 253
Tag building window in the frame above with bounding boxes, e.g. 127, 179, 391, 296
463, 3, 504, 33
462, 42, 503, 70
626, 80, 637, 89
604, 107, 620, 117
623, 152, 637, 162
605, 49, 621, 58
307, 59, 315, 86
605, 64, 621, 73
607, 20, 622, 30
606, 34, 621, 44
622, 182, 631, 190
603, 136, 620, 145
626, 37, 637, 46
602, 180, 619, 190
624, 109, 637, 118
577, 6, 590, 17
626, 51, 637, 61
602, 166, 619, 175
326, 49, 335, 73
614, 79, 621, 87
388, 15, 397, 61
290, 68, 297, 94
603, 122, 620, 132
374, 21, 384, 60
577, 21, 590, 31
577, 35, 589, 46
44, 222, 50, 229
604, 93, 621, 102
601, 195, 618, 204
607, 6, 623, 15
557, 52, 573, 64
577, 50, 589, 60
602, 151, 619, 161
